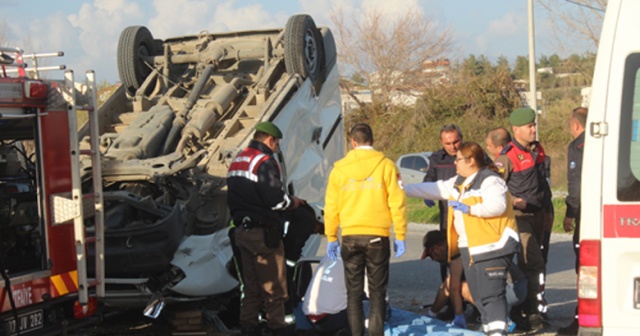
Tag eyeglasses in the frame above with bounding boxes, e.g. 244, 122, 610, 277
454, 157, 469, 163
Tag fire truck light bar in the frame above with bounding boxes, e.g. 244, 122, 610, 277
24, 80, 47, 99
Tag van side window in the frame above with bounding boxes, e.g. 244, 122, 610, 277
617, 53, 640, 201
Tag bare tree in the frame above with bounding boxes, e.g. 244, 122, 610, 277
331, 6, 454, 107
0, 20, 11, 46
537, 0, 606, 53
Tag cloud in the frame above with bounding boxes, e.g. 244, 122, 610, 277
464, 11, 529, 60
2, 12, 79, 78
148, 0, 215, 37
334, 0, 424, 23
211, 1, 283, 32
316, 0, 427, 37
68, 1, 144, 59
59, 0, 147, 82
487, 12, 525, 38
298, 0, 338, 26
23, 13, 76, 53
362, 0, 423, 19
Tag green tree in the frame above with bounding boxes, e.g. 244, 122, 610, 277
513, 56, 529, 79
346, 52, 595, 191
476, 55, 494, 76
496, 56, 511, 72
351, 57, 522, 159
548, 54, 562, 68
539, 54, 550, 68
460, 54, 479, 76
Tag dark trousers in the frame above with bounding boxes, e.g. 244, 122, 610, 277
573, 213, 581, 274
341, 235, 390, 336
571, 213, 581, 321
314, 310, 349, 334
515, 211, 546, 314
235, 227, 288, 330
460, 248, 510, 336
541, 204, 554, 265
439, 218, 448, 282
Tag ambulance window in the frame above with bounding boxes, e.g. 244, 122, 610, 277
618, 53, 640, 201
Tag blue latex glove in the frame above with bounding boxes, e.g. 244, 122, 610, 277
423, 199, 436, 207
327, 241, 341, 261
449, 201, 469, 214
393, 240, 406, 258
452, 313, 467, 329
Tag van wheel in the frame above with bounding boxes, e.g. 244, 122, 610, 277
284, 15, 325, 95
118, 26, 156, 96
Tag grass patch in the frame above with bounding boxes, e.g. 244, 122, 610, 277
406, 197, 440, 224
407, 196, 569, 234
550, 197, 567, 233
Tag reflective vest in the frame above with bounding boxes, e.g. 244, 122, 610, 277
228, 147, 279, 182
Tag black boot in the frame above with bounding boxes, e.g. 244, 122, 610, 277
469, 306, 481, 324
271, 325, 295, 336
241, 324, 262, 336
509, 307, 532, 332
435, 305, 455, 321
556, 318, 579, 335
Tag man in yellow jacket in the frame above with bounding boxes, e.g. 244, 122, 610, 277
324, 123, 408, 336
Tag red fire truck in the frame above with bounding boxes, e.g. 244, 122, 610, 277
0, 47, 104, 335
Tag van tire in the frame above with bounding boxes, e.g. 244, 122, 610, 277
118, 26, 156, 96
284, 15, 325, 95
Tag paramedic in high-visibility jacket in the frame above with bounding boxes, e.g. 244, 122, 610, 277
227, 121, 305, 336
324, 123, 408, 336
405, 141, 520, 336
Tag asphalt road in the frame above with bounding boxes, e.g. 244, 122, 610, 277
72, 223, 577, 335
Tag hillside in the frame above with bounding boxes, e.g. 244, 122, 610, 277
344, 53, 595, 192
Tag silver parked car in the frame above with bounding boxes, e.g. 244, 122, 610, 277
396, 152, 432, 185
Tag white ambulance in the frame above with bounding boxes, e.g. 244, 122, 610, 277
579, 0, 640, 334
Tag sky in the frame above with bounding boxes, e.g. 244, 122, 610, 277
0, 0, 588, 84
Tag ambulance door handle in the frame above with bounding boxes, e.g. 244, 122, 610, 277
590, 121, 608, 138
635, 277, 640, 309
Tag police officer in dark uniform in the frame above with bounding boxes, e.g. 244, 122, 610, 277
423, 124, 463, 283
227, 121, 304, 336
556, 107, 587, 336
494, 108, 552, 330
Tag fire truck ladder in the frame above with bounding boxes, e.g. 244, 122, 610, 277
62, 70, 105, 309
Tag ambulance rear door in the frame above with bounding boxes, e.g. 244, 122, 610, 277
580, 0, 640, 334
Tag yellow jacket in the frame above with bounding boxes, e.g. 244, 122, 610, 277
324, 147, 407, 242
404, 168, 519, 263
446, 169, 520, 263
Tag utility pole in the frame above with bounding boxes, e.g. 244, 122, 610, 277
528, 0, 539, 140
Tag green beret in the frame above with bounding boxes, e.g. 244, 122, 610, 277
509, 107, 536, 126
255, 121, 283, 139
